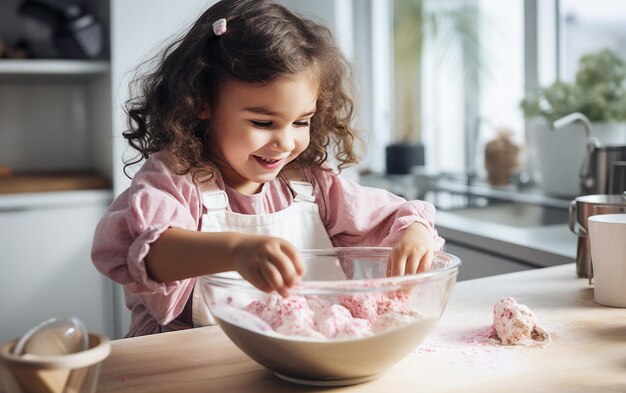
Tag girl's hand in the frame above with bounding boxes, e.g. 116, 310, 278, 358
387, 223, 438, 276
231, 234, 305, 297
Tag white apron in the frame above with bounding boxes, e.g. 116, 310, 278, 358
191, 181, 333, 327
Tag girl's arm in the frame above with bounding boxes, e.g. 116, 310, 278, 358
146, 228, 304, 297
305, 167, 444, 274
91, 155, 205, 326
145, 228, 240, 281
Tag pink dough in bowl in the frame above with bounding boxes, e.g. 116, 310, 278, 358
199, 247, 461, 386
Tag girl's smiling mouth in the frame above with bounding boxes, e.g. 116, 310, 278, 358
253, 155, 285, 169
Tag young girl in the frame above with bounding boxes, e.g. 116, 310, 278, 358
92, 0, 444, 337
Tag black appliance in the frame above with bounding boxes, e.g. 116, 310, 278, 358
19, 0, 105, 59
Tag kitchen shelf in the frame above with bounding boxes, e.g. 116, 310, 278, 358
0, 171, 111, 195
0, 59, 110, 76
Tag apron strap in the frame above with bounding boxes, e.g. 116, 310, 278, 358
289, 181, 316, 203
202, 190, 229, 211
199, 177, 315, 210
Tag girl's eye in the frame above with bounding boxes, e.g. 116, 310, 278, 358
251, 121, 272, 128
293, 121, 310, 127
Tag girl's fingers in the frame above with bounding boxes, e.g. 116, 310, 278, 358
279, 242, 305, 281
417, 250, 434, 273
250, 239, 305, 296
389, 247, 435, 276
269, 250, 299, 289
405, 253, 421, 275
247, 268, 272, 293
259, 262, 287, 296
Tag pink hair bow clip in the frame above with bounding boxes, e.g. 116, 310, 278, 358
212, 18, 227, 36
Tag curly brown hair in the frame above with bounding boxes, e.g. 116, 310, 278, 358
123, 0, 361, 180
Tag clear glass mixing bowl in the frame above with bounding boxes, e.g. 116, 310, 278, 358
198, 247, 461, 386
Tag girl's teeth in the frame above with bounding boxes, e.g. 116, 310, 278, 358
259, 157, 278, 163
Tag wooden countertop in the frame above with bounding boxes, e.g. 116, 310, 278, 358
96, 264, 626, 392
0, 171, 111, 195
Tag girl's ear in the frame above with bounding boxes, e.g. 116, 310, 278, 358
198, 104, 210, 120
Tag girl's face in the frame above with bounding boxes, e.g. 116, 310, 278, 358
207, 70, 318, 195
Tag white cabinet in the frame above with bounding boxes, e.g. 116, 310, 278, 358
0, 0, 115, 342
0, 192, 114, 343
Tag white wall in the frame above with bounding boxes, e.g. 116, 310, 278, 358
110, 0, 217, 197
280, 0, 390, 175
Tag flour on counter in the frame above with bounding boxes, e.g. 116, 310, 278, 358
405, 298, 551, 373
406, 297, 551, 368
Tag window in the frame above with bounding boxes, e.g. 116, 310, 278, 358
559, 0, 626, 81
287, 0, 626, 179
380, 0, 626, 179
393, 0, 525, 179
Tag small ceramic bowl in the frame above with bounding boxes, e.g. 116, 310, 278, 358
0, 332, 110, 393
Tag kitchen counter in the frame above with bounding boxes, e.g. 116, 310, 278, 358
358, 172, 577, 268
96, 264, 626, 392
436, 211, 576, 267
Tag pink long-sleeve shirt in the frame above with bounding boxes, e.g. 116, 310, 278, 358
91, 152, 444, 337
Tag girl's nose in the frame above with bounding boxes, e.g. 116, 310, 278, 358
271, 127, 296, 151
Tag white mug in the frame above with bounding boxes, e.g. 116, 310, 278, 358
588, 213, 626, 307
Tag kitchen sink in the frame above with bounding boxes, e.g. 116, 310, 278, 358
358, 171, 572, 228
443, 202, 569, 228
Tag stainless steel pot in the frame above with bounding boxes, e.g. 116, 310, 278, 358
581, 142, 626, 194
553, 113, 626, 195
609, 160, 626, 194
569, 194, 626, 278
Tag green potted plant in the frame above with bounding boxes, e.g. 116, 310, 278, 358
522, 48, 626, 123
521, 48, 626, 196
